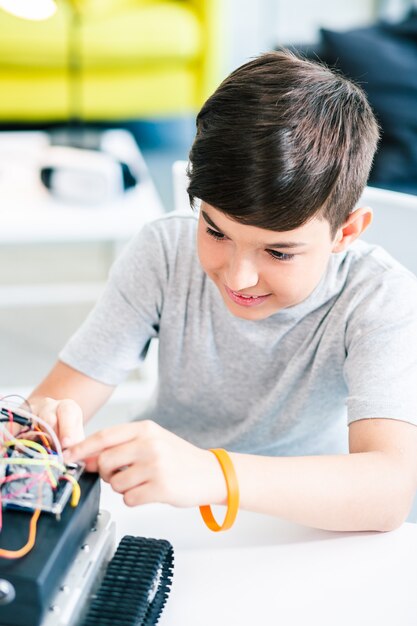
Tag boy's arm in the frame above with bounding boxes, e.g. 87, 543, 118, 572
230, 417, 417, 531
28, 360, 115, 445
65, 414, 417, 532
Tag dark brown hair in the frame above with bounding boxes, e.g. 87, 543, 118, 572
187, 49, 379, 236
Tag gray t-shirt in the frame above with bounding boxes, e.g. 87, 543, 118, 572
60, 212, 417, 456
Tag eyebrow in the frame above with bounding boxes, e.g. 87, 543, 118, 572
201, 211, 308, 249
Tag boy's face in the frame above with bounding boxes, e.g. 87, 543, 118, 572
197, 202, 339, 321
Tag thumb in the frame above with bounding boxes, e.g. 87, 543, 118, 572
56, 399, 85, 449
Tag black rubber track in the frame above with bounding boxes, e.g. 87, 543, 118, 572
81, 535, 174, 626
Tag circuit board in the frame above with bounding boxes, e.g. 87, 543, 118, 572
0, 403, 84, 517
1, 456, 84, 516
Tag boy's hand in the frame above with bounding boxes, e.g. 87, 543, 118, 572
64, 421, 228, 508
29, 397, 85, 449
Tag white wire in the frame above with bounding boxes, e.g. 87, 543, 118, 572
0, 422, 51, 460
26, 413, 64, 462
0, 400, 64, 463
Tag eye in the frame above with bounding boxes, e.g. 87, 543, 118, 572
267, 250, 295, 262
206, 226, 226, 241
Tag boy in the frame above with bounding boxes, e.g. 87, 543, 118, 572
28, 50, 417, 532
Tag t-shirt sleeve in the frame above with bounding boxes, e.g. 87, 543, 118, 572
59, 220, 168, 385
344, 270, 417, 426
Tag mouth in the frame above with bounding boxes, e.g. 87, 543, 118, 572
225, 285, 271, 307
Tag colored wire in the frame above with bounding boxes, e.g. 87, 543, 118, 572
0, 400, 63, 462
0, 399, 82, 560
0, 472, 47, 486
25, 415, 63, 461
0, 508, 41, 559
0, 424, 59, 487
0, 457, 66, 473
0, 394, 32, 413
17, 429, 54, 452
0, 423, 44, 459
7, 409, 13, 431
3, 476, 45, 501
0, 477, 44, 560
33, 424, 51, 450
59, 474, 81, 507
0, 418, 56, 462
4, 439, 57, 487
0, 458, 81, 508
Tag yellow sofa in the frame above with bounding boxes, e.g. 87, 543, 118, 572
0, 0, 222, 122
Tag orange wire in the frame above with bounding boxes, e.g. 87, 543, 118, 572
33, 424, 51, 450
0, 508, 41, 559
0, 410, 54, 560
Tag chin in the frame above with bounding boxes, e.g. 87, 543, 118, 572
224, 300, 280, 321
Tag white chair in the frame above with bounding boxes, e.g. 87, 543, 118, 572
173, 160, 417, 275
358, 186, 417, 275
172, 160, 191, 213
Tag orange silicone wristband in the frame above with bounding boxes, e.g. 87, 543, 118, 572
199, 448, 240, 532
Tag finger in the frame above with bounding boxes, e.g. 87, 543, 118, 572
56, 400, 84, 449
84, 456, 99, 473
110, 462, 150, 494
97, 440, 145, 482
123, 482, 156, 507
65, 421, 152, 463
36, 398, 59, 430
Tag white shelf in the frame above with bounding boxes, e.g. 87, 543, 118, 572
0, 281, 106, 307
0, 130, 164, 398
0, 130, 164, 244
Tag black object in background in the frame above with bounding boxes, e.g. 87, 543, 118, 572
287, 9, 417, 195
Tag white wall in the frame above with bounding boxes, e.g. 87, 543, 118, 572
274, 0, 378, 44
223, 0, 279, 72
225, 0, 388, 72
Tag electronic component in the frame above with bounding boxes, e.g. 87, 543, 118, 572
0, 472, 101, 626
0, 402, 82, 518
0, 476, 174, 626
2, 452, 84, 516
0, 400, 174, 625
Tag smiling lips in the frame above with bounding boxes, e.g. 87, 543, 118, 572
225, 285, 271, 307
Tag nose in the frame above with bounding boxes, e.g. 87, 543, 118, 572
225, 252, 259, 292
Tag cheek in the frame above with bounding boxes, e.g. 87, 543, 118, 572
265, 266, 294, 296
265, 259, 320, 300
281, 256, 327, 299
197, 235, 222, 274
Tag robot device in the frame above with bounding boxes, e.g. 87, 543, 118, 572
0, 400, 174, 626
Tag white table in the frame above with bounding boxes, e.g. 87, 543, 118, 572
101, 481, 417, 626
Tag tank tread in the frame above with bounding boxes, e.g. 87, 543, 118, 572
81, 535, 174, 626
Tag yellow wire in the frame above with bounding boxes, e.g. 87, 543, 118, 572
0, 458, 81, 507
12, 438, 49, 456
4, 439, 57, 486
60, 474, 81, 507
0, 421, 82, 561
0, 457, 66, 472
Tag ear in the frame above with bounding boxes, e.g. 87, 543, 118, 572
332, 207, 373, 253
